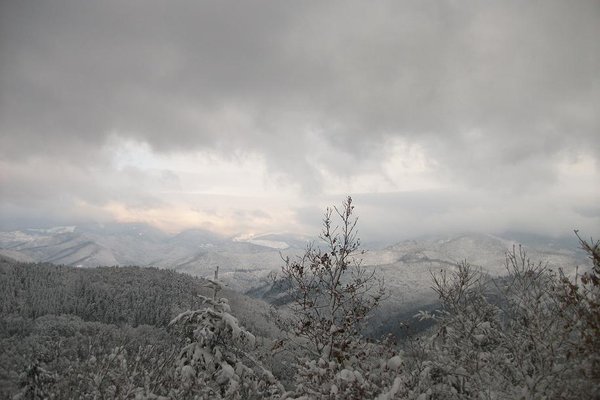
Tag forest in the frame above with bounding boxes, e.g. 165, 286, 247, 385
0, 201, 598, 399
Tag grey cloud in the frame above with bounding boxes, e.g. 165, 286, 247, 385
574, 206, 600, 219
0, 1, 598, 235
294, 191, 475, 240
293, 205, 325, 232
156, 170, 183, 193
232, 209, 273, 222
0, 159, 171, 221
348, 190, 599, 242
2, 2, 598, 170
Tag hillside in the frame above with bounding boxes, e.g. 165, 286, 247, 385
1, 225, 587, 299
0, 257, 283, 397
364, 232, 586, 307
2, 226, 589, 341
0, 230, 597, 399
0, 224, 309, 292
250, 232, 588, 337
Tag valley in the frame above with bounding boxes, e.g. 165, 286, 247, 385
0, 224, 588, 321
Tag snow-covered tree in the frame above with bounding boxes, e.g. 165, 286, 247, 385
13, 361, 56, 400
555, 232, 600, 396
277, 197, 397, 399
279, 196, 385, 363
404, 243, 599, 399
169, 267, 283, 399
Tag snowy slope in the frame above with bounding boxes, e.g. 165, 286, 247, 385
0, 224, 306, 291
363, 233, 586, 310
0, 226, 587, 311
249, 232, 589, 338
0, 228, 118, 266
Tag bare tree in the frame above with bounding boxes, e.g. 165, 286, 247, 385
279, 196, 385, 362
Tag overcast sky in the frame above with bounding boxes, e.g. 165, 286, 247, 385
0, 1, 598, 241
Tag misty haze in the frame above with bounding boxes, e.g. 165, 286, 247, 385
0, 1, 598, 399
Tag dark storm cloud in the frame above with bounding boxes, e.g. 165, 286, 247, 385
2, 1, 598, 164
0, 1, 598, 234
0, 1, 301, 156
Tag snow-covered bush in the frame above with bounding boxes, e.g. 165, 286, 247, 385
13, 361, 56, 400
169, 268, 283, 399
554, 232, 600, 396
6, 319, 180, 399
288, 339, 401, 400
404, 243, 599, 399
402, 262, 506, 399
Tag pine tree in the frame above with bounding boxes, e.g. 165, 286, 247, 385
169, 267, 283, 399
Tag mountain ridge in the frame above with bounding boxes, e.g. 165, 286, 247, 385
0, 224, 589, 297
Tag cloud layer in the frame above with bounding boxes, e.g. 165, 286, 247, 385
1, 1, 599, 240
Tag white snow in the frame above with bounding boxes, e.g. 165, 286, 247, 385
215, 362, 235, 385
246, 239, 289, 249
387, 355, 403, 370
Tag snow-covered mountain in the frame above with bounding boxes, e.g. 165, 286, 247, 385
362, 233, 586, 312
0, 224, 311, 290
0, 225, 588, 311
353, 232, 587, 336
